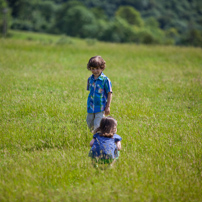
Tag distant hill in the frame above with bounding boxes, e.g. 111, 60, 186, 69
3, 0, 202, 46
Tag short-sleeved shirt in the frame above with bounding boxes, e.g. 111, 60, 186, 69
87, 73, 112, 113
89, 133, 122, 159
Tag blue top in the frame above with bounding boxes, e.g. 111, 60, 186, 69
89, 133, 122, 159
87, 72, 112, 113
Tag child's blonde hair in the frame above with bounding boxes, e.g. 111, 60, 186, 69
94, 116, 117, 138
87, 56, 106, 70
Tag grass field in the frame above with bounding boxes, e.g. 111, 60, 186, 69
0, 31, 202, 202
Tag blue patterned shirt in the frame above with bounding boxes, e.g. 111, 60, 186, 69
87, 72, 112, 113
89, 133, 122, 159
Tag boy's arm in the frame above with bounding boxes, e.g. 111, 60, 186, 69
90, 138, 95, 147
116, 141, 121, 151
105, 92, 112, 116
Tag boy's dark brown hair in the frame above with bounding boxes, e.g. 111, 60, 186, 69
87, 56, 106, 70
94, 116, 117, 138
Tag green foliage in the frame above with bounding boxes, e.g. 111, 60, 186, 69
116, 6, 144, 26
96, 15, 167, 44
7, 0, 28, 18
134, 27, 164, 44
11, 19, 33, 31
99, 17, 136, 43
180, 29, 202, 47
145, 17, 159, 28
62, 5, 96, 38
34, 1, 59, 33
0, 0, 6, 8
165, 28, 179, 45
10, 0, 58, 33
0, 0, 10, 37
0, 0, 5, 29
5, 0, 202, 46
165, 28, 179, 38
54, 0, 84, 31
54, 2, 98, 38
90, 7, 107, 20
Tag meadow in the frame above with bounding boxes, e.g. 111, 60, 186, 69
0, 31, 202, 202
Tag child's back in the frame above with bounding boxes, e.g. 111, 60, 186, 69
90, 132, 122, 159
89, 117, 122, 162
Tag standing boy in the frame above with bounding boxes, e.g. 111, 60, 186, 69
86, 56, 112, 131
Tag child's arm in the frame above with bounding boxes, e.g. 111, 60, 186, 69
105, 92, 112, 116
116, 141, 121, 151
90, 138, 95, 147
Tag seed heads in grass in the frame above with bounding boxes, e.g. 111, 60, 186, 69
85, 38, 97, 46
56, 35, 74, 45
26, 36, 34, 41
39, 38, 53, 45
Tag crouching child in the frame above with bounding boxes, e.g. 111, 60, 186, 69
89, 116, 122, 166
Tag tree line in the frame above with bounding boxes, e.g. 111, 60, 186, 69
1, 0, 202, 46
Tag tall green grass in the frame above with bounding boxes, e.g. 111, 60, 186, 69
0, 31, 202, 201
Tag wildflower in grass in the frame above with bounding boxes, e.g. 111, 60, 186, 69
86, 56, 112, 131
89, 117, 122, 165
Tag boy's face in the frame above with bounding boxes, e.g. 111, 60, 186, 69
90, 67, 102, 78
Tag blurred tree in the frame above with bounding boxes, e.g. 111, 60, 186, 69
145, 17, 159, 28
55, 4, 96, 38
7, 0, 33, 18
0, 0, 10, 37
91, 7, 107, 20
169, 19, 188, 34
99, 16, 137, 43
181, 29, 202, 47
136, 26, 165, 45
116, 6, 144, 26
10, 0, 59, 32
6, 0, 202, 46
158, 10, 177, 30
37, 1, 58, 22
143, 17, 167, 43
164, 27, 179, 45
9, 0, 38, 31
35, 1, 59, 32
165, 27, 178, 38
142, 8, 161, 19
78, 0, 119, 17
121, 0, 148, 11
54, 0, 83, 33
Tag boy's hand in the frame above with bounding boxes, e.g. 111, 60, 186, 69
105, 106, 110, 116
105, 92, 112, 116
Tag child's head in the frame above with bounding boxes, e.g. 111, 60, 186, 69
87, 56, 106, 71
94, 116, 117, 137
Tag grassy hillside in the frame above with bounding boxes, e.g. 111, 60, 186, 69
0, 31, 202, 201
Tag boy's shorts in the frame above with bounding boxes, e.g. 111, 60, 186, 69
86, 111, 105, 130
